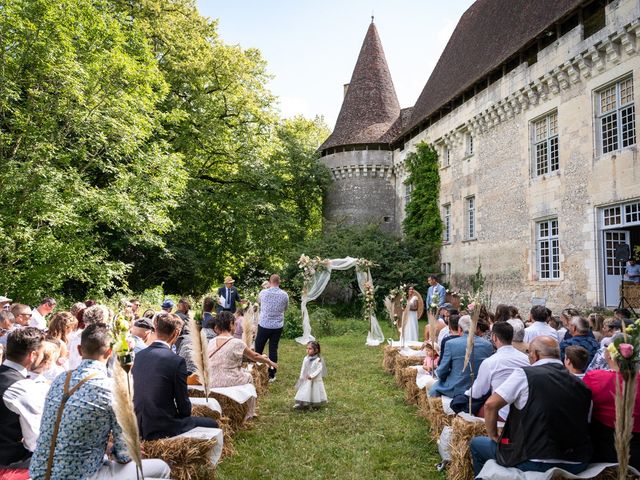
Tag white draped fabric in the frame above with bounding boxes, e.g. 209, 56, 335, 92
296, 257, 385, 346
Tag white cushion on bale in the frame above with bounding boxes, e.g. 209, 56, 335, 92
189, 383, 256, 404
478, 460, 640, 479
172, 427, 224, 465
189, 396, 222, 415
398, 347, 426, 357
409, 364, 437, 390
387, 340, 424, 349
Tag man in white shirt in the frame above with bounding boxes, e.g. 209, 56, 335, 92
458, 321, 529, 418
0, 327, 47, 468
523, 305, 558, 344
29, 297, 56, 330
470, 336, 591, 477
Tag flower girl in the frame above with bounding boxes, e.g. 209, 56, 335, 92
294, 341, 327, 409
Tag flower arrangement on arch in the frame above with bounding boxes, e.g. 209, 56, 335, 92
355, 258, 378, 272
298, 254, 330, 285
362, 281, 377, 323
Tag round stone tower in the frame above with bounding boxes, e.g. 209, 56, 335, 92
319, 21, 401, 233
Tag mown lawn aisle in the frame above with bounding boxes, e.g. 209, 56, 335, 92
217, 329, 444, 479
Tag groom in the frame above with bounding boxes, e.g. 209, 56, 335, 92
216, 276, 242, 314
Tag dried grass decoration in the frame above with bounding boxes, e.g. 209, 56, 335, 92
112, 360, 144, 479
607, 321, 640, 480
141, 437, 217, 480
188, 316, 211, 401
448, 415, 487, 480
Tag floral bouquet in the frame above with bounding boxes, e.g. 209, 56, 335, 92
298, 254, 330, 286
355, 258, 378, 272
362, 281, 376, 324
607, 318, 640, 480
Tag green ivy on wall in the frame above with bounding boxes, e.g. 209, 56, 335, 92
402, 142, 443, 266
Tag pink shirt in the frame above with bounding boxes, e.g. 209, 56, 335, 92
583, 369, 640, 432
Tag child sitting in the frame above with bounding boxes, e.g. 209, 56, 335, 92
422, 341, 439, 373
294, 341, 327, 409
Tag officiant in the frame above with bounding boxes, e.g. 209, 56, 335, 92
217, 276, 243, 314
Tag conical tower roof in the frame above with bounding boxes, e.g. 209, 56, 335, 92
320, 21, 401, 152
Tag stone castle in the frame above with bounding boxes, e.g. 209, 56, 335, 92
319, 0, 640, 311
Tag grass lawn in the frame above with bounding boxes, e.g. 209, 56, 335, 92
216, 319, 444, 480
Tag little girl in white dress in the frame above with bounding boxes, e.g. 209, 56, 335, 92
294, 341, 327, 409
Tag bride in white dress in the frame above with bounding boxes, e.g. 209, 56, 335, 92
402, 287, 420, 343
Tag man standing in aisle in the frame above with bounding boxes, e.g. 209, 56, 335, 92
216, 276, 242, 314
426, 275, 446, 308
255, 274, 289, 382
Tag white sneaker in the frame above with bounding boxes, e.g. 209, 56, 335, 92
268, 376, 276, 383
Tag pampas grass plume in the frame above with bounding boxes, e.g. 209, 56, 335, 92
112, 360, 143, 475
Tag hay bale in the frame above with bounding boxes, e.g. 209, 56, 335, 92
448, 416, 487, 480
400, 368, 421, 405
210, 392, 249, 433
190, 405, 235, 458
188, 388, 206, 398
251, 363, 270, 397
142, 436, 217, 480
383, 346, 400, 374
394, 356, 424, 386
417, 389, 430, 419
590, 467, 636, 480
428, 396, 453, 442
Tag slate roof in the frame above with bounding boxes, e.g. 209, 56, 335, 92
320, 22, 400, 151
404, 0, 585, 135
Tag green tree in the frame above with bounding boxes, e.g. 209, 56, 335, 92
403, 142, 442, 267
0, 0, 186, 302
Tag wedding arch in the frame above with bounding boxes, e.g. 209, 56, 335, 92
296, 255, 385, 346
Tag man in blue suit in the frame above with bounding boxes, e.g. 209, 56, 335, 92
216, 276, 242, 314
429, 315, 493, 398
426, 275, 446, 308
132, 313, 218, 441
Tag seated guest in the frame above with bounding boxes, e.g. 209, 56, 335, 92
201, 297, 217, 341
470, 336, 591, 477
130, 318, 155, 354
132, 313, 217, 441
0, 327, 45, 469
564, 345, 589, 379
523, 305, 558, 343
428, 315, 492, 398
588, 313, 605, 343
234, 306, 245, 340
208, 311, 277, 419
583, 337, 640, 470
438, 314, 460, 360
453, 322, 528, 417
68, 304, 111, 370
436, 307, 458, 346
10, 304, 32, 327
30, 324, 170, 480
587, 318, 625, 372
560, 316, 599, 364
507, 318, 528, 354
0, 311, 15, 349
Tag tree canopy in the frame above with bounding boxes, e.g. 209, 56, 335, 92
0, 0, 329, 302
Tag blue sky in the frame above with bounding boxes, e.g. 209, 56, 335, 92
196, 1, 475, 128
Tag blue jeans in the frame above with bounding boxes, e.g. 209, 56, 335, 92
470, 436, 589, 478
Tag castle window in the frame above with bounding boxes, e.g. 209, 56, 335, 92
443, 204, 451, 243
597, 76, 636, 155
442, 146, 450, 167
532, 111, 559, 176
466, 133, 474, 156
465, 196, 476, 240
583, 0, 606, 40
404, 183, 413, 208
536, 219, 560, 280
441, 262, 451, 283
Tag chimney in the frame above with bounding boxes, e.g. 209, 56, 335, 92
343, 83, 349, 98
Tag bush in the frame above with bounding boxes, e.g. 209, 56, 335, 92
282, 304, 303, 339
310, 308, 335, 336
